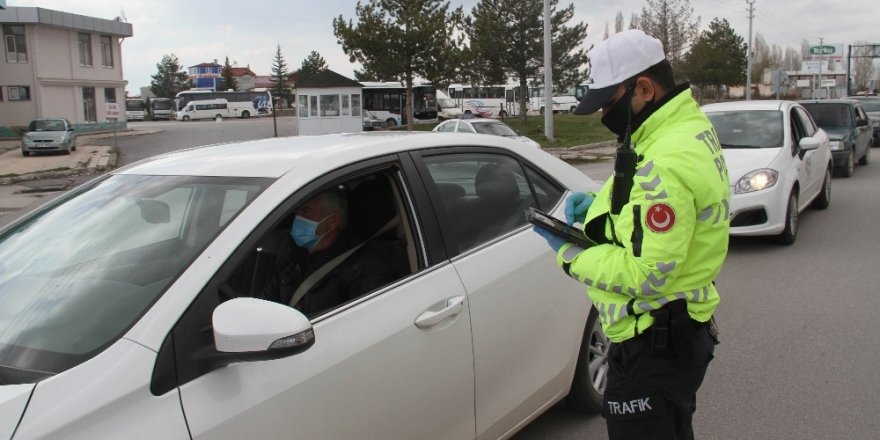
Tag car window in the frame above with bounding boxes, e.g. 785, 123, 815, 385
436, 121, 456, 132
28, 120, 66, 131
793, 107, 817, 137
801, 103, 852, 127
456, 122, 476, 133
421, 153, 537, 253
472, 121, 518, 137
789, 109, 807, 155
0, 175, 269, 382
221, 167, 419, 320
856, 106, 868, 122
706, 110, 783, 148
524, 165, 564, 211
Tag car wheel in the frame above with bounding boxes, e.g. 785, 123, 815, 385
499, 110, 508, 118
775, 190, 798, 245
215, 114, 223, 122
811, 166, 832, 210
566, 308, 607, 413
241, 111, 250, 119
385, 118, 397, 128
858, 144, 870, 165
539, 107, 545, 115
63, 147, 71, 155
21, 149, 30, 157
182, 115, 190, 121
569, 105, 577, 113
836, 150, 855, 177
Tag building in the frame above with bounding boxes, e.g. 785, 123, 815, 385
187, 60, 222, 91
229, 66, 257, 91
296, 69, 362, 135
0, 7, 133, 137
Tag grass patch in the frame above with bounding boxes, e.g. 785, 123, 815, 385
410, 113, 615, 149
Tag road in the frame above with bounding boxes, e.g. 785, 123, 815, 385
7, 122, 880, 439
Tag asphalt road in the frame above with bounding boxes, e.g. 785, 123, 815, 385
8, 122, 880, 439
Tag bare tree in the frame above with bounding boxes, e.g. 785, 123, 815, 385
639, 0, 700, 70
852, 41, 877, 92
603, 22, 609, 40
629, 13, 639, 30
783, 47, 801, 71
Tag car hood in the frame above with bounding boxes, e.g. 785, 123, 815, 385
26, 131, 67, 141
820, 127, 852, 139
722, 148, 781, 183
0, 384, 34, 439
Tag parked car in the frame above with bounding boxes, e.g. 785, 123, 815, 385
433, 117, 542, 148
702, 100, 833, 244
846, 95, 880, 146
798, 99, 872, 176
361, 109, 383, 131
21, 118, 77, 156
0, 132, 606, 439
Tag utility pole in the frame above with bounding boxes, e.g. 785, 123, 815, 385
818, 37, 824, 99
543, 0, 553, 142
745, 0, 755, 101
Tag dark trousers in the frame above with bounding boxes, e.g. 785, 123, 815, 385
603, 322, 716, 440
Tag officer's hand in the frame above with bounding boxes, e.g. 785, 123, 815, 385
532, 226, 566, 252
565, 192, 594, 225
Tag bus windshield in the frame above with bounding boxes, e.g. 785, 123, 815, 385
126, 100, 145, 111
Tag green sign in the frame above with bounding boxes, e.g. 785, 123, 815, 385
809, 46, 836, 55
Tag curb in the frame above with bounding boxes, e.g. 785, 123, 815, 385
546, 140, 618, 162
0, 147, 117, 186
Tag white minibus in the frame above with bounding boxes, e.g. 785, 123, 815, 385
176, 99, 229, 121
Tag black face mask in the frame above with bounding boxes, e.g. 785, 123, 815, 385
600, 92, 631, 140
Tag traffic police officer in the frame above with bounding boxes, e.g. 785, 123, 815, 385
534, 29, 730, 439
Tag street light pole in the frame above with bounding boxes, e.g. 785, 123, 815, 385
745, 0, 755, 101
817, 37, 824, 99
543, 0, 553, 142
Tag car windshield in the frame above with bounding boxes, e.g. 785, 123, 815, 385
438, 98, 457, 109
27, 120, 66, 132
472, 121, 518, 137
0, 174, 271, 384
854, 100, 880, 112
707, 110, 783, 148
801, 103, 852, 127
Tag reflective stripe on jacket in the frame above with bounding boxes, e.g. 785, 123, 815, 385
557, 87, 730, 343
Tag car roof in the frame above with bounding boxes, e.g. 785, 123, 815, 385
797, 99, 860, 105
115, 132, 539, 179
700, 100, 789, 112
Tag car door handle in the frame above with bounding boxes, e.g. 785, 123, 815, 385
414, 296, 465, 329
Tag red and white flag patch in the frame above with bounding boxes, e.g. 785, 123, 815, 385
646, 203, 675, 233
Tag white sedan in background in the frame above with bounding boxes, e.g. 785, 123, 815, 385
0, 132, 603, 439
433, 116, 542, 148
702, 100, 833, 244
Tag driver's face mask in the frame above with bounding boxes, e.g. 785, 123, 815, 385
290, 214, 331, 249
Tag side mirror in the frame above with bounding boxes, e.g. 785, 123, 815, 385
856, 119, 868, 127
212, 297, 314, 361
799, 137, 820, 151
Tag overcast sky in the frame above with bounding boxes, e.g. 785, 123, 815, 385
10, 0, 879, 94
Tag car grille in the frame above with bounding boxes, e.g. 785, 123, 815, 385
730, 207, 768, 227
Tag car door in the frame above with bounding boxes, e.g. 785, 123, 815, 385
167, 158, 476, 440
411, 149, 590, 439
791, 107, 822, 201
854, 105, 870, 155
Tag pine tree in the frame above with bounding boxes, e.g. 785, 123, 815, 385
270, 45, 289, 102
150, 54, 189, 99
681, 18, 746, 100
220, 56, 239, 91
299, 51, 328, 81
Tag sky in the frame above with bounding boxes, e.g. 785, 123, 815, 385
9, 0, 879, 95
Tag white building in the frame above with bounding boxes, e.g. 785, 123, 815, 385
296, 70, 363, 135
0, 7, 133, 137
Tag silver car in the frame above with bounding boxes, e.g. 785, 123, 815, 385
21, 118, 77, 156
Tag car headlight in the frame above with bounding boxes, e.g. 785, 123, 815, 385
872, 121, 879, 128
735, 169, 778, 194
828, 140, 843, 151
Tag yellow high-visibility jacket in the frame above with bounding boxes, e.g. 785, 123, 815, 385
558, 86, 730, 343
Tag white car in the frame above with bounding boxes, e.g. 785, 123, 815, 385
702, 100, 833, 244
433, 117, 542, 148
0, 132, 604, 439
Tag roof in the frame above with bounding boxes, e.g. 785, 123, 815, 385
229, 67, 257, 77
115, 132, 532, 179
190, 62, 222, 68
295, 69, 362, 89
0, 7, 133, 37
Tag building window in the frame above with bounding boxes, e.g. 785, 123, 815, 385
78, 33, 93, 66
3, 25, 27, 63
104, 88, 116, 103
100, 35, 113, 67
342, 95, 350, 116
352, 94, 362, 116
320, 95, 340, 117
83, 87, 97, 122
298, 95, 309, 117
309, 96, 318, 117
8, 86, 30, 101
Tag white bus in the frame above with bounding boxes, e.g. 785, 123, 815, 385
360, 81, 438, 127
148, 97, 173, 120
125, 99, 146, 121
174, 89, 272, 119
176, 99, 229, 121
446, 83, 584, 117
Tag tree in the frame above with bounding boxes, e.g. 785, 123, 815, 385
629, 13, 639, 30
465, 0, 588, 122
150, 54, 189, 99
334, 0, 465, 131
852, 42, 877, 92
270, 45, 289, 104
681, 18, 746, 100
639, 0, 700, 71
614, 11, 624, 34
299, 50, 329, 81
220, 56, 239, 91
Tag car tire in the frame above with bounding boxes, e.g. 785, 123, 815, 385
836, 150, 855, 177
215, 114, 223, 122
858, 144, 870, 165
539, 107, 545, 115
21, 150, 30, 157
566, 307, 607, 413
182, 115, 190, 121
385, 118, 397, 128
775, 190, 798, 245
241, 111, 250, 119
811, 166, 832, 210
569, 105, 577, 113
499, 110, 508, 118
63, 147, 71, 155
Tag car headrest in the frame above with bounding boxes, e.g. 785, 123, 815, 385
475, 164, 518, 205
347, 176, 397, 240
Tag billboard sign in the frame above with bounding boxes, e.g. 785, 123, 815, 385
804, 44, 844, 61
